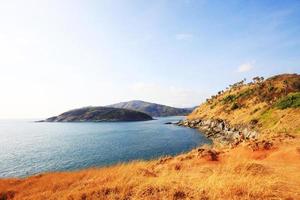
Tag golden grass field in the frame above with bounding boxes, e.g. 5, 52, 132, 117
1, 138, 300, 200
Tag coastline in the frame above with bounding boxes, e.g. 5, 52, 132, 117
176, 118, 259, 146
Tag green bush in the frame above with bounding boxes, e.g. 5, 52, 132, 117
238, 88, 254, 98
222, 89, 254, 105
222, 95, 237, 104
210, 102, 217, 109
274, 92, 300, 109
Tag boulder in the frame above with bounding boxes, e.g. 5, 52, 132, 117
197, 148, 220, 161
195, 119, 201, 124
217, 121, 225, 130
203, 120, 211, 126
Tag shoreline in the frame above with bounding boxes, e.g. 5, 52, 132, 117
176, 118, 259, 146
0, 118, 272, 180
0, 118, 275, 180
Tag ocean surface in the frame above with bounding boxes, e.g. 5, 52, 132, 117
0, 116, 211, 178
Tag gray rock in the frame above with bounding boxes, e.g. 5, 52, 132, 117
218, 122, 225, 130
175, 118, 260, 145
203, 120, 211, 126
195, 119, 201, 123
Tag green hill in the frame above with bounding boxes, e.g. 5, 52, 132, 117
41, 107, 153, 122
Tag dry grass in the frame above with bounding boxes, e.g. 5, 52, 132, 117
1, 139, 300, 200
259, 108, 300, 136
188, 74, 300, 136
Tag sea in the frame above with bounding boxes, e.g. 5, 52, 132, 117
0, 116, 211, 178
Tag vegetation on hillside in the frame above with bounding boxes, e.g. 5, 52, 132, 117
274, 92, 300, 109
188, 74, 300, 137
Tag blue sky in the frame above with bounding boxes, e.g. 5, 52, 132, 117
0, 0, 300, 118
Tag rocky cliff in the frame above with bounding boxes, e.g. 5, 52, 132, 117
177, 118, 258, 146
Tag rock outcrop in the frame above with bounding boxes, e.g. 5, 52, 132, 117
176, 118, 258, 145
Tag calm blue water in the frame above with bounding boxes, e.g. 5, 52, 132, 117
0, 116, 211, 178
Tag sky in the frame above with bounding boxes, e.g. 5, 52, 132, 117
0, 0, 300, 118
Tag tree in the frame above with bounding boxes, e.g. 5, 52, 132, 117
252, 76, 264, 83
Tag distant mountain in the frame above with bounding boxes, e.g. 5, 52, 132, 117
41, 107, 153, 122
108, 100, 194, 117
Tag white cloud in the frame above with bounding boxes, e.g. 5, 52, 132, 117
175, 33, 194, 41
237, 62, 254, 73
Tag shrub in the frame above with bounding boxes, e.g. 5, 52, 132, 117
222, 95, 237, 104
237, 88, 254, 99
292, 79, 300, 91
250, 119, 259, 125
250, 107, 260, 115
210, 103, 216, 109
222, 89, 254, 105
274, 92, 300, 109
268, 86, 275, 92
231, 102, 241, 110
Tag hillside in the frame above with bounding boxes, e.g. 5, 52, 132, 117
108, 100, 193, 117
186, 74, 300, 140
41, 107, 153, 122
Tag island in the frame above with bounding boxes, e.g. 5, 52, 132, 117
40, 106, 153, 122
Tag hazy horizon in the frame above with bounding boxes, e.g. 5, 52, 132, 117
1, 0, 300, 118
0, 99, 196, 120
